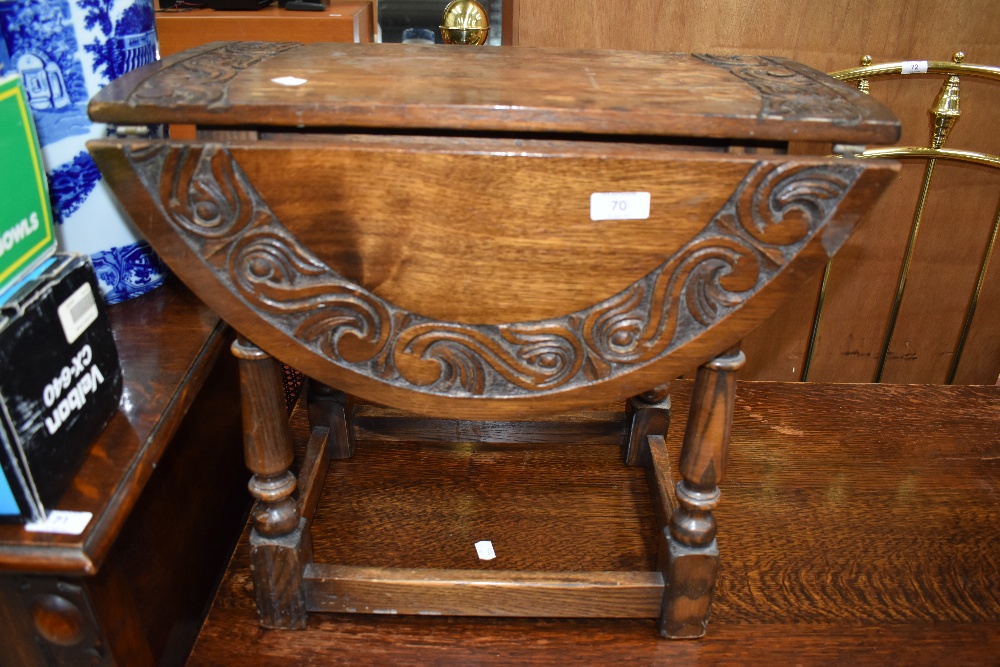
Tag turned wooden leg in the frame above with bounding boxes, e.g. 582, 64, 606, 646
232, 337, 311, 629
622, 382, 671, 467
307, 379, 356, 459
659, 345, 744, 639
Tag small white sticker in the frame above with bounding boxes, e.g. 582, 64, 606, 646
271, 76, 308, 86
57, 283, 98, 345
474, 540, 496, 560
25, 510, 93, 535
590, 192, 651, 221
901, 60, 929, 74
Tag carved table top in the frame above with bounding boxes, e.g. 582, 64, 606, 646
90, 42, 899, 144
88, 43, 900, 418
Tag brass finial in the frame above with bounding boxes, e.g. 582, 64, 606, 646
440, 0, 490, 45
858, 55, 872, 94
931, 52, 963, 149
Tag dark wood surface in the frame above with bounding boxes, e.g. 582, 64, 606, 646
0, 278, 227, 575
89, 132, 897, 418
187, 381, 1000, 664
0, 279, 248, 667
89, 43, 898, 143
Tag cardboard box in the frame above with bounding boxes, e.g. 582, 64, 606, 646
0, 71, 56, 300
0, 254, 122, 522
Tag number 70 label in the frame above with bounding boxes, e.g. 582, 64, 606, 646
590, 192, 651, 221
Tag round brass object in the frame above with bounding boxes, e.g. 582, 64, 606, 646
440, 0, 490, 45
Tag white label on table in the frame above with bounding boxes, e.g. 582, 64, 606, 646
25, 510, 93, 535
901, 60, 929, 74
271, 76, 308, 86
474, 540, 496, 560
590, 192, 651, 221
57, 283, 98, 344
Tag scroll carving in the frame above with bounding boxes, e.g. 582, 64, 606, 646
695, 54, 864, 126
129, 42, 301, 109
126, 144, 860, 399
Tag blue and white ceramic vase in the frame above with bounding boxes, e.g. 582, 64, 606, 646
0, 0, 167, 304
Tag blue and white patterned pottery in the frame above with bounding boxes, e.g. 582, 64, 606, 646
0, 0, 167, 304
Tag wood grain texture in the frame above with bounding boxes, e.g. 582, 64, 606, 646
250, 522, 312, 630
352, 405, 626, 445
223, 141, 756, 325
88, 135, 897, 417
234, 339, 294, 479
295, 427, 330, 523
88, 337, 247, 666
155, 2, 373, 59
660, 539, 719, 638
187, 381, 1000, 664
89, 43, 898, 143
643, 434, 675, 535
512, 0, 1000, 385
304, 565, 664, 617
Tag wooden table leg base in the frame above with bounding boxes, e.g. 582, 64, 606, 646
249, 518, 313, 630
658, 536, 720, 639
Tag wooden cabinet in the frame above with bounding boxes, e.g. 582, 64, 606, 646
156, 2, 375, 58
0, 280, 248, 667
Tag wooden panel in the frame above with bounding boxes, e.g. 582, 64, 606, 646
88, 136, 897, 418
876, 162, 1000, 383
953, 197, 1000, 384
304, 565, 664, 617
514, 0, 1000, 384
88, 339, 247, 665
219, 141, 755, 324
352, 402, 626, 444
738, 271, 821, 381
155, 2, 374, 58
644, 434, 675, 533
806, 95, 1000, 384
187, 381, 1000, 663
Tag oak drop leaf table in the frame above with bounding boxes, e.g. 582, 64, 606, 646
87, 42, 899, 638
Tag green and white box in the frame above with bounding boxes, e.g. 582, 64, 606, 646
0, 72, 56, 299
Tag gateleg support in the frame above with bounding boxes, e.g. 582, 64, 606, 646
622, 382, 671, 467
307, 378, 356, 460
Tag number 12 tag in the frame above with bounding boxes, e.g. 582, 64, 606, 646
590, 192, 651, 221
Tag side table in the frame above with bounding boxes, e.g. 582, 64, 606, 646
0, 279, 248, 667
